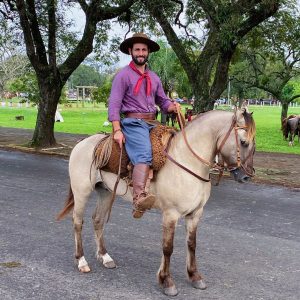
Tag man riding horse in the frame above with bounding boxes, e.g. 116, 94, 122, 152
108, 33, 179, 218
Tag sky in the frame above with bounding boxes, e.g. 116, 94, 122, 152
66, 4, 131, 68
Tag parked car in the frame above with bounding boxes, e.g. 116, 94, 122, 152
216, 98, 226, 105
175, 98, 184, 103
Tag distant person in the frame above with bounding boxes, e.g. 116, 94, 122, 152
108, 33, 179, 218
55, 110, 64, 122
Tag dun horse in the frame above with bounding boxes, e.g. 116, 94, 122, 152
57, 108, 256, 296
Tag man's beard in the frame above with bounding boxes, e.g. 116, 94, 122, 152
132, 54, 149, 66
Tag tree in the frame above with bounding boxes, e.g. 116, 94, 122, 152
71, 64, 102, 87
229, 4, 300, 120
125, 0, 280, 112
0, 23, 29, 93
0, 0, 135, 147
148, 40, 192, 98
91, 76, 113, 107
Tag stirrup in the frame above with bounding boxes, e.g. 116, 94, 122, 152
132, 193, 155, 219
132, 207, 145, 219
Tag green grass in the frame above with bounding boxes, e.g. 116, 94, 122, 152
1, 102, 300, 154
250, 105, 300, 154
219, 105, 300, 154
0, 102, 111, 134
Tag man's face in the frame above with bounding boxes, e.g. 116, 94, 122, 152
129, 43, 149, 66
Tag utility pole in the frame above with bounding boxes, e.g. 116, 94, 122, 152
227, 76, 231, 106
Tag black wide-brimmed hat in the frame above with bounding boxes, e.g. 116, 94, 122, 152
120, 32, 160, 55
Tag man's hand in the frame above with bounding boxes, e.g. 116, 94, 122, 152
168, 101, 181, 113
113, 129, 125, 149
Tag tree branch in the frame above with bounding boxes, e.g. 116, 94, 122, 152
59, 0, 136, 81
48, 0, 56, 69
236, 1, 280, 41
144, 0, 196, 82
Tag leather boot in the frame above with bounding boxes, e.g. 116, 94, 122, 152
132, 163, 155, 219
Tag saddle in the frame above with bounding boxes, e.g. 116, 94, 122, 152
93, 125, 177, 179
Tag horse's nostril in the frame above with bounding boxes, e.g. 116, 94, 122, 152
240, 175, 250, 183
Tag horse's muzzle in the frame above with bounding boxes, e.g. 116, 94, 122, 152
230, 168, 251, 183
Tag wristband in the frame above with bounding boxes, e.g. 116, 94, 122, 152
113, 129, 122, 134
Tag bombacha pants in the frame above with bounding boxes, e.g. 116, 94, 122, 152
121, 118, 155, 166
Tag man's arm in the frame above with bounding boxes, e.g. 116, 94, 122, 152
112, 120, 125, 149
108, 71, 126, 148
154, 78, 180, 113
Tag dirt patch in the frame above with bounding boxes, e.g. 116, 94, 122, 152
253, 152, 300, 189
0, 127, 299, 190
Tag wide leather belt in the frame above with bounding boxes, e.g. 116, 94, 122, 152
125, 112, 156, 120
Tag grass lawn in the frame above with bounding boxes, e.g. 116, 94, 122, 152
0, 102, 300, 154
0, 102, 110, 134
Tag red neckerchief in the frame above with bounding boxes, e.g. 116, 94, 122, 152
129, 61, 151, 96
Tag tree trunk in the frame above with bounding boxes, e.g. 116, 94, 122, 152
29, 76, 63, 147
281, 101, 289, 122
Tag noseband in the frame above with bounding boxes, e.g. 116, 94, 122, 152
164, 111, 255, 183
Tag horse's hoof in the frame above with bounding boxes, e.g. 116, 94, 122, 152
163, 285, 178, 296
103, 260, 116, 269
99, 253, 116, 269
79, 265, 91, 273
78, 256, 90, 273
191, 279, 207, 290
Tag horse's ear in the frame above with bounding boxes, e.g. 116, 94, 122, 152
241, 104, 249, 114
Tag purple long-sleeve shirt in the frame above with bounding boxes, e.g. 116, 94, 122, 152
108, 65, 172, 121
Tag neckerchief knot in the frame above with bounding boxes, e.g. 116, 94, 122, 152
129, 61, 151, 96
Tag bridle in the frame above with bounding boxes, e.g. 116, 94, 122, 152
215, 115, 255, 178
164, 110, 255, 183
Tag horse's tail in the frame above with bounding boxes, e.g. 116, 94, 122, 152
281, 118, 288, 139
56, 185, 74, 221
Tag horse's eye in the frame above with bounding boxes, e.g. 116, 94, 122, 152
241, 140, 249, 147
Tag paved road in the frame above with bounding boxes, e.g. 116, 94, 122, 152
0, 149, 299, 300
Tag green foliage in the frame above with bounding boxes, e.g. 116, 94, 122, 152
148, 40, 192, 98
6, 72, 67, 104
5, 73, 40, 104
71, 64, 102, 87
229, 4, 300, 107
90, 77, 113, 107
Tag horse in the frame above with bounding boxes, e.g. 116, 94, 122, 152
185, 108, 194, 122
166, 112, 177, 127
56, 108, 256, 296
282, 115, 300, 146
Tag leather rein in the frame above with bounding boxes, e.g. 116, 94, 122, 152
164, 110, 254, 183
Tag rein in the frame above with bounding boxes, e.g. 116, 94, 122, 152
104, 143, 124, 223
163, 131, 211, 182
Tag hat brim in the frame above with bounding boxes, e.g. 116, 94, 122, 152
120, 37, 160, 55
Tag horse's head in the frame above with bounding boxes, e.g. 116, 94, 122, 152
216, 108, 256, 183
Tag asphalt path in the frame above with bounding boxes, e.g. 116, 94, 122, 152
0, 149, 299, 300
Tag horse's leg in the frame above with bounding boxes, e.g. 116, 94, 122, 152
92, 186, 116, 269
73, 192, 91, 273
185, 208, 207, 290
157, 212, 180, 296
288, 128, 295, 146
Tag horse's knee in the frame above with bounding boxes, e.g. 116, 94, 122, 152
162, 243, 173, 257
187, 238, 196, 252
73, 219, 83, 231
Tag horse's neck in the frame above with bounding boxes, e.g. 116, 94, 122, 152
171, 111, 233, 165
170, 118, 218, 168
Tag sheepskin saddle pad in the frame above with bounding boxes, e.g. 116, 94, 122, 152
93, 125, 177, 177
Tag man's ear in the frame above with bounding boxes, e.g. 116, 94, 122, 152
128, 48, 132, 55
